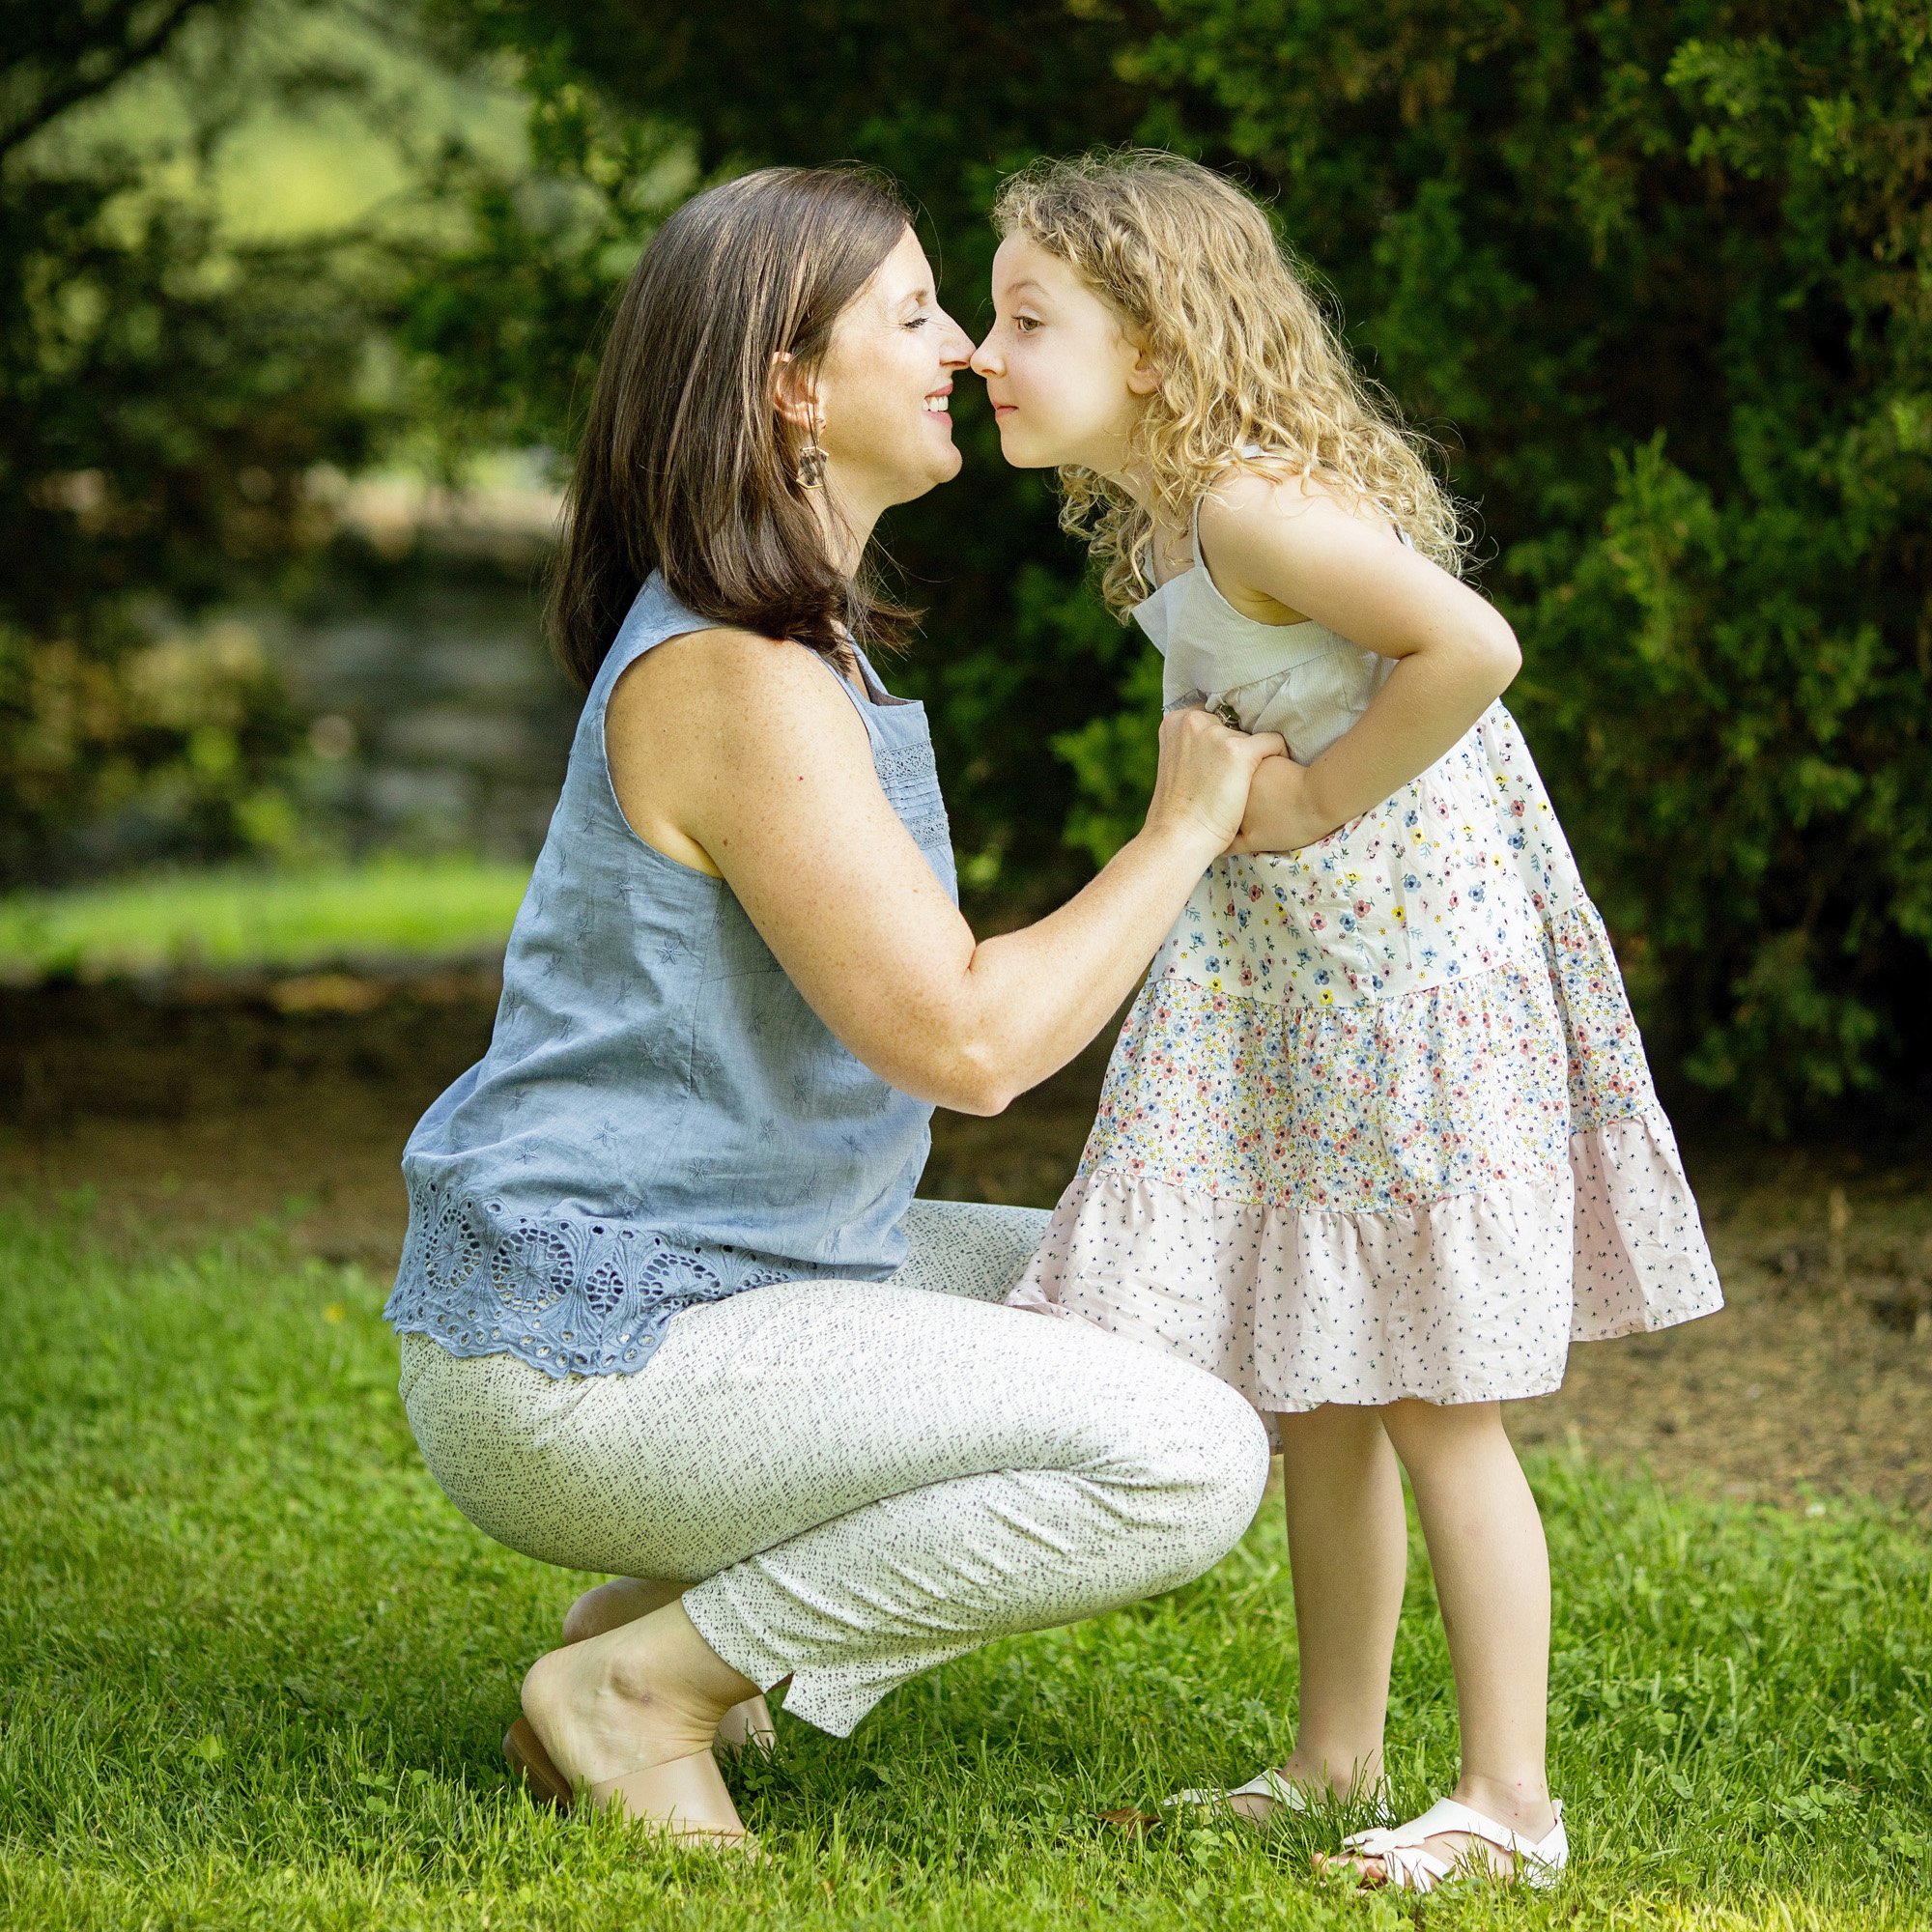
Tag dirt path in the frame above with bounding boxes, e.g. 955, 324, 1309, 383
6, 972, 1927, 1519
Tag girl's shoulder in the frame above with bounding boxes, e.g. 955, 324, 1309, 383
1198, 456, 1380, 530
1194, 461, 1406, 576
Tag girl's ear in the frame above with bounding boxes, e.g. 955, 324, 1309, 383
1125, 342, 1161, 398
770, 350, 820, 431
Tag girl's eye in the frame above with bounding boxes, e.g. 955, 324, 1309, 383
1014, 317, 1039, 334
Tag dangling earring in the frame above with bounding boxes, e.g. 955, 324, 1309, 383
796, 410, 827, 489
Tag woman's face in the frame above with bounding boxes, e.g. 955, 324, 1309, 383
807, 227, 975, 516
971, 234, 1155, 476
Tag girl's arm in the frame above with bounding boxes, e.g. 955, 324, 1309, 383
605, 626, 1284, 1117
1194, 473, 1520, 853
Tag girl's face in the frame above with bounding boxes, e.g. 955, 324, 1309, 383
788, 227, 975, 518
971, 235, 1157, 476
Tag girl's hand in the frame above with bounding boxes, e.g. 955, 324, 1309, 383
1226, 754, 1338, 855
1144, 706, 1289, 859
1193, 474, 1521, 837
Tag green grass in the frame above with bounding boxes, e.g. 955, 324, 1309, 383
0, 857, 530, 981
1, 1202, 1927, 1930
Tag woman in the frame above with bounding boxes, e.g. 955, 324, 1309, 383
384, 166, 1283, 1851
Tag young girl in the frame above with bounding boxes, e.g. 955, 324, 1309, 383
973, 151, 1724, 1891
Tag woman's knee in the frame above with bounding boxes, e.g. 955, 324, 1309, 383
1126, 1365, 1271, 1572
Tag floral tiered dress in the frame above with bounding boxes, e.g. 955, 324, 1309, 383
1009, 509, 1723, 1414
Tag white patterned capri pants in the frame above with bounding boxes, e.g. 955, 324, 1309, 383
398, 1199, 1270, 1736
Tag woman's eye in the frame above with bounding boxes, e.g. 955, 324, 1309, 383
904, 315, 929, 330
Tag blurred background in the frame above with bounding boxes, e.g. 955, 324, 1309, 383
4, 0, 1930, 1507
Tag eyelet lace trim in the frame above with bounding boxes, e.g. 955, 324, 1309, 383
899, 810, 952, 851
384, 1182, 804, 1378
872, 742, 938, 787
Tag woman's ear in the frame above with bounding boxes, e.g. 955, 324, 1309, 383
770, 350, 821, 431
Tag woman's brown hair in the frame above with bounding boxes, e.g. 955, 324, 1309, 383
549, 166, 913, 688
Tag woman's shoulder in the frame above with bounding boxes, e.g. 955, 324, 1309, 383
611, 624, 862, 726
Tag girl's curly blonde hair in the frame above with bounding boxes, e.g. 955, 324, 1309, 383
992, 150, 1469, 615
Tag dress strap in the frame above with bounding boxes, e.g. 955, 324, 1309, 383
1192, 441, 1272, 572
1198, 449, 1417, 555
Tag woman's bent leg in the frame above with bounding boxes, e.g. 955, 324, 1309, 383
402, 1278, 1269, 1736
534, 1203, 1047, 1753
889, 1199, 1053, 1302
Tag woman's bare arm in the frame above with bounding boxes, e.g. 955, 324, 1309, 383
606, 627, 1281, 1115
1194, 475, 1521, 853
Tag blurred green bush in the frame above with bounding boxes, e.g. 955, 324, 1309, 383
6, 0, 1930, 1131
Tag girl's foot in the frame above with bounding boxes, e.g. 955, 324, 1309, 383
1317, 1790, 1564, 1890
520, 1608, 757, 1851
1167, 1754, 1385, 1827
562, 1578, 777, 1754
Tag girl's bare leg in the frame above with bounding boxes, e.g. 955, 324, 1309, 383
1332, 1398, 1557, 1877
1236, 1405, 1406, 1818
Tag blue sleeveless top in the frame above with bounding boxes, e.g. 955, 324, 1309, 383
384, 573, 955, 1378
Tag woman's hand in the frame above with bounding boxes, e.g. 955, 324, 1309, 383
1225, 753, 1337, 855
1143, 706, 1289, 860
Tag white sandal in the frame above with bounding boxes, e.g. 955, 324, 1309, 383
1325, 1796, 1567, 1891
1164, 1767, 1313, 1819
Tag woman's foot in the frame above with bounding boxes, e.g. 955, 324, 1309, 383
521, 1603, 759, 1851
562, 1578, 778, 1754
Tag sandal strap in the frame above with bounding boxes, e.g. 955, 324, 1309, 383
585, 1747, 752, 1849
1339, 1796, 1568, 1892
1226, 1768, 1309, 1810
1163, 1767, 1308, 1814
1337, 1831, 1453, 1891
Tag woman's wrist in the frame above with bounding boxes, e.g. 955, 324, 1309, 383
1131, 811, 1228, 875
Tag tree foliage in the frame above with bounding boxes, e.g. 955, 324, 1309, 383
0, 0, 424, 883
429, 0, 1931, 1127
1120, 0, 1932, 1128
7, 0, 1929, 1128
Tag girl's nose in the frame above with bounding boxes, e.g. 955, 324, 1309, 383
969, 333, 1003, 378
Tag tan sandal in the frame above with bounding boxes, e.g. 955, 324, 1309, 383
712, 1692, 777, 1756
503, 1716, 576, 1810
503, 1720, 758, 1853
587, 1747, 757, 1851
